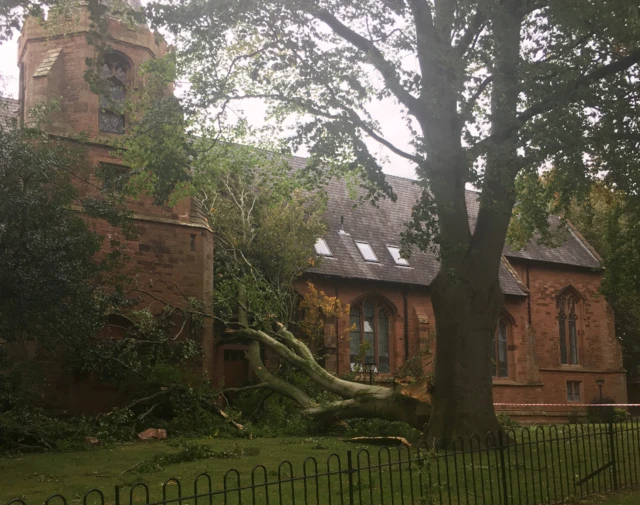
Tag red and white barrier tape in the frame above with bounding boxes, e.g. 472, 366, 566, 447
494, 403, 640, 407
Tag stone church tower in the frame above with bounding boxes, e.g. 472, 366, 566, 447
16, 1, 215, 412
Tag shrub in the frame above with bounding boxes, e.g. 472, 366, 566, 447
613, 408, 629, 423
587, 397, 618, 424
497, 413, 520, 429
567, 410, 583, 425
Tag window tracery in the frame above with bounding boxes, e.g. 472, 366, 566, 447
349, 297, 391, 373
558, 288, 580, 365
491, 317, 509, 378
99, 53, 129, 134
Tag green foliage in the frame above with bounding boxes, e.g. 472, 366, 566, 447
112, 55, 329, 331
0, 371, 236, 453
393, 341, 433, 382
0, 122, 129, 350
207, 151, 327, 329
344, 419, 422, 443
75, 307, 203, 385
567, 184, 640, 376
587, 398, 628, 424
232, 370, 339, 437
119, 55, 193, 204
497, 413, 520, 429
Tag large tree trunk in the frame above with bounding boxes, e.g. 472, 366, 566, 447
419, 2, 523, 446
305, 383, 431, 430
426, 265, 504, 444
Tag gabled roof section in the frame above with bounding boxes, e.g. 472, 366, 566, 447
464, 190, 601, 269
305, 173, 528, 296
0, 97, 20, 128
297, 162, 601, 296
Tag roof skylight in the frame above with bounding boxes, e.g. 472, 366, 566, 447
314, 238, 333, 257
387, 246, 409, 266
355, 241, 378, 262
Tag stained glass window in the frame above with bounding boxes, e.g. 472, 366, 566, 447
378, 309, 390, 373
558, 290, 579, 365
569, 317, 578, 365
491, 317, 509, 378
99, 163, 130, 193
349, 298, 391, 374
349, 312, 361, 370
99, 54, 128, 134
559, 312, 568, 364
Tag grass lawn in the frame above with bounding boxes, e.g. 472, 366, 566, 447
576, 489, 640, 504
0, 436, 377, 505
2, 426, 640, 505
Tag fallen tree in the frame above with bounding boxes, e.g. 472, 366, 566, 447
225, 326, 431, 430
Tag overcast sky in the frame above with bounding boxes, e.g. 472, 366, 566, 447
0, 7, 418, 179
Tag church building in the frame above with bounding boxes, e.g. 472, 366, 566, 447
0, 0, 627, 420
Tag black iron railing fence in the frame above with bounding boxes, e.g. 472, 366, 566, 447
6, 421, 640, 505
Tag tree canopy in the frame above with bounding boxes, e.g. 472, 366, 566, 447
0, 112, 127, 350
568, 183, 640, 377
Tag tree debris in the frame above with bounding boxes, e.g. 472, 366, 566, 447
137, 428, 167, 440
343, 436, 412, 448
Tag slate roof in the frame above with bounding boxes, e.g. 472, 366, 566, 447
0, 97, 19, 128
464, 190, 601, 269
288, 156, 602, 296
101, 0, 142, 10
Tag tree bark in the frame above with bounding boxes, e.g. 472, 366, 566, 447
424, 1, 523, 446
225, 326, 432, 431
427, 264, 504, 444
304, 385, 431, 430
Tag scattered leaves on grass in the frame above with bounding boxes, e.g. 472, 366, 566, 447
124, 443, 260, 474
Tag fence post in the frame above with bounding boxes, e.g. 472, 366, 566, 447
346, 450, 355, 505
498, 431, 509, 505
607, 422, 619, 491
114, 485, 120, 505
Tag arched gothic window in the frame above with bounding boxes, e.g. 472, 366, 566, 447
558, 289, 580, 364
491, 317, 509, 378
349, 298, 391, 373
99, 53, 129, 134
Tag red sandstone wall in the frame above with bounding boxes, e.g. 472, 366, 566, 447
300, 257, 627, 421
510, 260, 626, 407
297, 277, 433, 376
16, 10, 216, 413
